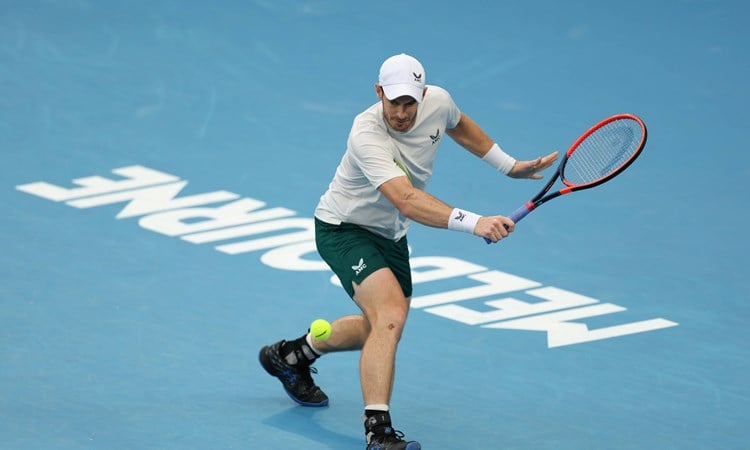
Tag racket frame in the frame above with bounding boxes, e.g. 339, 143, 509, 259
486, 113, 647, 242
518, 113, 646, 217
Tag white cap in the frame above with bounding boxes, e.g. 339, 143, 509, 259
378, 54, 426, 103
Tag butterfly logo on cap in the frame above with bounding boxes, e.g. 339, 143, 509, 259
413, 72, 422, 82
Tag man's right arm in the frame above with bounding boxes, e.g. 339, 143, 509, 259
378, 175, 514, 242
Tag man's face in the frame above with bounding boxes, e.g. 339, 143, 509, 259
376, 85, 421, 132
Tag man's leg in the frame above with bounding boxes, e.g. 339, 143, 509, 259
352, 267, 409, 406
351, 268, 419, 449
314, 314, 370, 352
258, 313, 372, 407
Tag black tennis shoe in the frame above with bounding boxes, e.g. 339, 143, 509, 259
365, 413, 421, 450
366, 431, 421, 450
259, 340, 329, 407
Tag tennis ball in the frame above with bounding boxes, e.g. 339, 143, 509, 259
310, 319, 332, 341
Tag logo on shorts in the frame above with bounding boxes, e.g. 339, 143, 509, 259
352, 258, 367, 276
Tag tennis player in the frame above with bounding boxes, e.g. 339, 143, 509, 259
260, 53, 558, 449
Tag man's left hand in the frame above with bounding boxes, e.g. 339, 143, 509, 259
508, 151, 559, 179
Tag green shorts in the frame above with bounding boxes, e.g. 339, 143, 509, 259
315, 218, 412, 299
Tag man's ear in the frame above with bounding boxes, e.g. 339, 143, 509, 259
375, 84, 384, 99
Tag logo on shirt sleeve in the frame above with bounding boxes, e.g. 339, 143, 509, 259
393, 158, 413, 182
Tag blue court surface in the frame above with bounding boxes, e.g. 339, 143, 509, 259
2, 1, 748, 449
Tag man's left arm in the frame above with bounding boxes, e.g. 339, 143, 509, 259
446, 113, 558, 180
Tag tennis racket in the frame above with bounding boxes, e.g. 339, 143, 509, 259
486, 113, 647, 244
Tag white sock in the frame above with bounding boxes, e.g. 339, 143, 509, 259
305, 333, 327, 356
364, 404, 389, 412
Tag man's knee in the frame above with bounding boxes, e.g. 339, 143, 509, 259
354, 273, 409, 338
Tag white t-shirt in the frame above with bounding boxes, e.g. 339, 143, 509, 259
315, 85, 462, 240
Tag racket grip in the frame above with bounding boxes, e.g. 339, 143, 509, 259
483, 203, 533, 244
508, 203, 532, 223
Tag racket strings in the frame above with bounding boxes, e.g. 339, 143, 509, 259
563, 119, 642, 185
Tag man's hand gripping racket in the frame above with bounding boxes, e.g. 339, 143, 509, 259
485, 113, 648, 244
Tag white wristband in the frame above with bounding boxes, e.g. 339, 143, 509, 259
482, 143, 516, 175
447, 208, 481, 234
